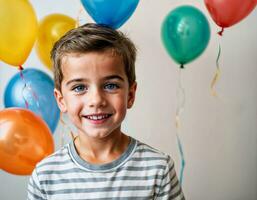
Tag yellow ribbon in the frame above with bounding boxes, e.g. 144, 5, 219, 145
211, 44, 221, 97
76, 5, 84, 28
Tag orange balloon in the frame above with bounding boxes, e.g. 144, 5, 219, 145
0, 108, 54, 175
36, 14, 76, 70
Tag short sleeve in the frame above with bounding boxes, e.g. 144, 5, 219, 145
156, 155, 185, 200
27, 168, 46, 200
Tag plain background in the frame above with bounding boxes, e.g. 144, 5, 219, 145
0, 0, 257, 199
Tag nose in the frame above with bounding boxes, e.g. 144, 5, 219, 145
87, 87, 106, 108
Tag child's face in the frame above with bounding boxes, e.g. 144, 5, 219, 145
54, 50, 136, 139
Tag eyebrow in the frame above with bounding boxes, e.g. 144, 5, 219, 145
103, 75, 125, 82
65, 75, 125, 86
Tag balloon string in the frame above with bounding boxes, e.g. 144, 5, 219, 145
59, 113, 75, 147
175, 67, 186, 185
76, 5, 84, 28
217, 27, 224, 36
19, 65, 29, 109
176, 132, 185, 185
211, 44, 221, 97
19, 65, 41, 115
175, 68, 185, 129
27, 84, 40, 109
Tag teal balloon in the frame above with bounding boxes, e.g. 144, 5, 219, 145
161, 5, 210, 67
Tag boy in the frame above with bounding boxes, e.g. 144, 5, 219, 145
27, 23, 185, 200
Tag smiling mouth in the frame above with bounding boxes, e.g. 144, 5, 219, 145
84, 114, 112, 121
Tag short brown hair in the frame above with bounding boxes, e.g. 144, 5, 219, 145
51, 23, 137, 91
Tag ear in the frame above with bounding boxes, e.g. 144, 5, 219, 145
127, 82, 137, 109
54, 88, 67, 113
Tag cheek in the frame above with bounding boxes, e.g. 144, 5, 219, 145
65, 96, 83, 115
66, 102, 83, 127
114, 95, 128, 114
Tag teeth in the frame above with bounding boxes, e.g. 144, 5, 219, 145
87, 114, 110, 120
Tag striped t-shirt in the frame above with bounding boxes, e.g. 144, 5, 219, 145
27, 137, 185, 200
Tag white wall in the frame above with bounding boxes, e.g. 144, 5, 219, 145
0, 0, 256, 199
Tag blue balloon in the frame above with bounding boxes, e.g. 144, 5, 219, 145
4, 68, 60, 133
80, 0, 139, 29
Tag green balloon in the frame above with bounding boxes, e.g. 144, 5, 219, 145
161, 5, 211, 67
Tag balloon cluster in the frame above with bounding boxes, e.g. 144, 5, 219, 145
0, 0, 64, 175
0, 0, 141, 176
159, 0, 256, 185
161, 1, 257, 67
0, 0, 256, 177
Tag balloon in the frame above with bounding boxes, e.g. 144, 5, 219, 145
0, 0, 38, 66
4, 68, 60, 133
204, 0, 257, 29
80, 0, 139, 29
0, 108, 54, 175
161, 5, 210, 67
36, 14, 76, 70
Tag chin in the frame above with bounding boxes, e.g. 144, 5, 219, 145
79, 127, 113, 139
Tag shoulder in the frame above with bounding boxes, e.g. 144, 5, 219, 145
135, 140, 172, 160
132, 139, 174, 168
35, 144, 71, 172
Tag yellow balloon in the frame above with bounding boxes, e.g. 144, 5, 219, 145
0, 0, 38, 66
36, 14, 76, 70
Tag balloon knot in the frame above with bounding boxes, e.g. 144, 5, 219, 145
217, 27, 224, 36
180, 64, 184, 69
18, 65, 24, 71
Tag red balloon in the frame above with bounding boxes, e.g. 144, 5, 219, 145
0, 108, 54, 175
204, 0, 257, 28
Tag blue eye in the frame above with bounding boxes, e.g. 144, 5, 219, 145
72, 85, 86, 93
104, 83, 119, 91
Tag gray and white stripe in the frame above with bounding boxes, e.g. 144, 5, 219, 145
27, 137, 184, 200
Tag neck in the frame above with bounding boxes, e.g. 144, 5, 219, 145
74, 130, 130, 164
